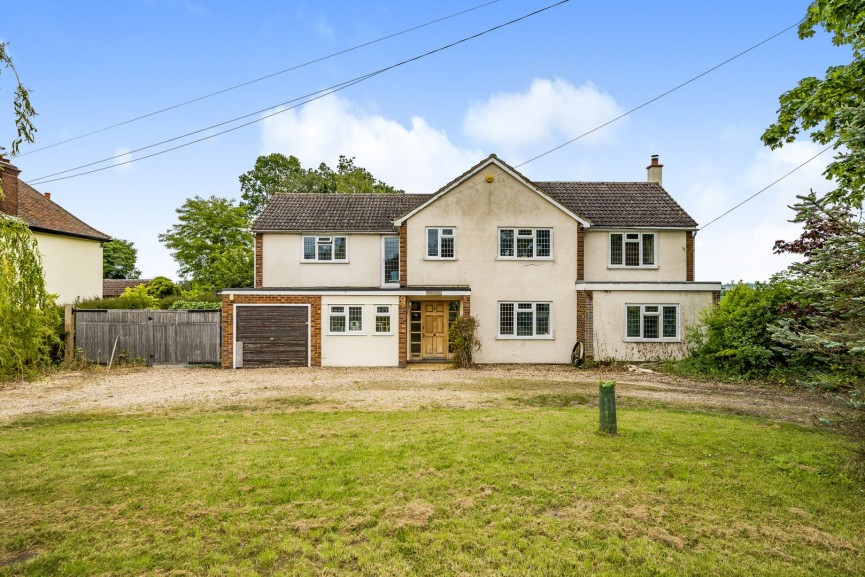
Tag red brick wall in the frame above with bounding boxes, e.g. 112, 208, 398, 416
577, 224, 585, 281
399, 223, 407, 287
686, 231, 695, 282
221, 294, 322, 368
254, 234, 263, 288
398, 296, 407, 367
0, 159, 21, 216
576, 290, 593, 360
461, 295, 471, 317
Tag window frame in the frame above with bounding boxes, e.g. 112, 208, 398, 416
608, 231, 657, 268
497, 301, 553, 339
624, 304, 680, 342
328, 304, 364, 335
301, 235, 349, 263
498, 228, 553, 260
381, 236, 400, 287
374, 305, 393, 335
425, 227, 457, 260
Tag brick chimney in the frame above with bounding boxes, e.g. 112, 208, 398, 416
44, 192, 51, 201
646, 154, 663, 186
0, 154, 21, 216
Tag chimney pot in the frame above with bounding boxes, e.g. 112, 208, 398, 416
646, 154, 663, 186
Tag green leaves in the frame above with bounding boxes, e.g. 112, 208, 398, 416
102, 239, 141, 280
0, 42, 37, 156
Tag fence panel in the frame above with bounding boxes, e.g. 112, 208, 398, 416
75, 309, 220, 365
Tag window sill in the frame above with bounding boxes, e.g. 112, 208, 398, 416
496, 335, 555, 340
496, 257, 554, 262
326, 332, 366, 336
607, 265, 659, 270
623, 338, 681, 343
302, 260, 350, 264
424, 257, 458, 261
372, 333, 395, 336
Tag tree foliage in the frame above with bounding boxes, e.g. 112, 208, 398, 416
158, 196, 254, 291
761, 0, 865, 207
145, 276, 181, 299
239, 153, 403, 216
0, 216, 59, 380
102, 238, 141, 279
0, 42, 36, 157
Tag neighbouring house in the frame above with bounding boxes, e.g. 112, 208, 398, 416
221, 154, 721, 368
1, 156, 111, 303
103, 278, 152, 297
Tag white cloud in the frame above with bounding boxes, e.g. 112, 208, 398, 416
260, 94, 482, 193
462, 78, 624, 155
113, 147, 133, 171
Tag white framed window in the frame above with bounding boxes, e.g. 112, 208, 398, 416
303, 236, 348, 262
382, 237, 400, 286
625, 304, 679, 341
498, 302, 552, 338
499, 228, 552, 259
427, 227, 456, 259
374, 305, 392, 334
329, 305, 363, 334
609, 232, 655, 267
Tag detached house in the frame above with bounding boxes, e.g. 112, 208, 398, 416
221, 155, 721, 368
1, 156, 111, 303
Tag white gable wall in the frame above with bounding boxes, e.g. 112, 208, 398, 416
33, 232, 103, 303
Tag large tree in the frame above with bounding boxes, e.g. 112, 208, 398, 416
102, 238, 141, 279
761, 0, 865, 207
239, 154, 403, 216
158, 196, 253, 290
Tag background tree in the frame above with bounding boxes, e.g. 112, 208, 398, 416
145, 276, 181, 299
239, 153, 403, 217
761, 0, 865, 207
0, 41, 36, 157
102, 238, 141, 279
158, 196, 253, 291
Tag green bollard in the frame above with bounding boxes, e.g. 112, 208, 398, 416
599, 381, 617, 435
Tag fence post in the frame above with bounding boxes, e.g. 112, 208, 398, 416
64, 304, 75, 364
599, 381, 617, 435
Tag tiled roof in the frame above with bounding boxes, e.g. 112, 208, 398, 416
102, 278, 151, 297
253, 193, 432, 232
534, 181, 698, 228
17, 180, 112, 241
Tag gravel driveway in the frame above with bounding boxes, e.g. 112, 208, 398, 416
0, 365, 848, 425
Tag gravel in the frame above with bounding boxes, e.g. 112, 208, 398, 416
0, 365, 848, 425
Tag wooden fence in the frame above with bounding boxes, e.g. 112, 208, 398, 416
74, 309, 221, 365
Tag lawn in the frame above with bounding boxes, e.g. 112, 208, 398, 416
1, 402, 862, 576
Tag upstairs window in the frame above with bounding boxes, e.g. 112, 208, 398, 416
499, 228, 552, 259
610, 232, 655, 267
427, 227, 456, 259
303, 236, 347, 262
625, 304, 678, 341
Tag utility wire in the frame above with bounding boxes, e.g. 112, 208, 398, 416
17, 0, 502, 157
26, 0, 570, 185
699, 144, 833, 230
515, 18, 802, 168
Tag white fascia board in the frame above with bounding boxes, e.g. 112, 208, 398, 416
587, 227, 698, 231
392, 157, 592, 227
222, 289, 472, 296
576, 282, 722, 291
253, 230, 394, 235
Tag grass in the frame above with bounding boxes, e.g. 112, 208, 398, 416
1, 405, 863, 576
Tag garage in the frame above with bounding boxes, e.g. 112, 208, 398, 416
234, 305, 309, 368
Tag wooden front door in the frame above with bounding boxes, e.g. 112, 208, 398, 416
422, 302, 447, 359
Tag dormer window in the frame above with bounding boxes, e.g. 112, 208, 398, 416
303, 236, 348, 262
609, 232, 655, 267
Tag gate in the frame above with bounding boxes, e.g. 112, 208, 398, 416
75, 309, 221, 365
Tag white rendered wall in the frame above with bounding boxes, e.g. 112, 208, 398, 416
320, 295, 400, 367
583, 230, 688, 281
262, 233, 385, 288
33, 232, 103, 303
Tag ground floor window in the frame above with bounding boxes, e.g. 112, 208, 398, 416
329, 305, 363, 334
499, 302, 551, 338
375, 306, 392, 334
625, 304, 678, 341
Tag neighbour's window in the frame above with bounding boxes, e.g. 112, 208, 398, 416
610, 232, 655, 267
329, 305, 363, 333
499, 302, 551, 338
303, 236, 348, 262
427, 227, 456, 259
499, 228, 552, 259
375, 306, 392, 334
625, 304, 678, 341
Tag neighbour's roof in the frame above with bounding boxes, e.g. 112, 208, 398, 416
534, 181, 698, 228
17, 180, 112, 241
103, 278, 151, 297
253, 193, 432, 232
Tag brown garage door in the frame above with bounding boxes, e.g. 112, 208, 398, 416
235, 305, 309, 367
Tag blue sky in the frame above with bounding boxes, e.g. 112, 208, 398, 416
0, 0, 847, 282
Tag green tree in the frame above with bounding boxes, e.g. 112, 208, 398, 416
145, 276, 180, 299
158, 196, 253, 291
239, 153, 403, 216
0, 42, 37, 156
102, 238, 141, 279
761, 0, 865, 207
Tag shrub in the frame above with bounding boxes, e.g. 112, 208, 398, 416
146, 276, 181, 299
168, 300, 221, 310
448, 315, 481, 368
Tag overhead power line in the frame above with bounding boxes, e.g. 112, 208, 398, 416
515, 18, 803, 168
26, 0, 570, 186
17, 0, 502, 157
699, 144, 834, 230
